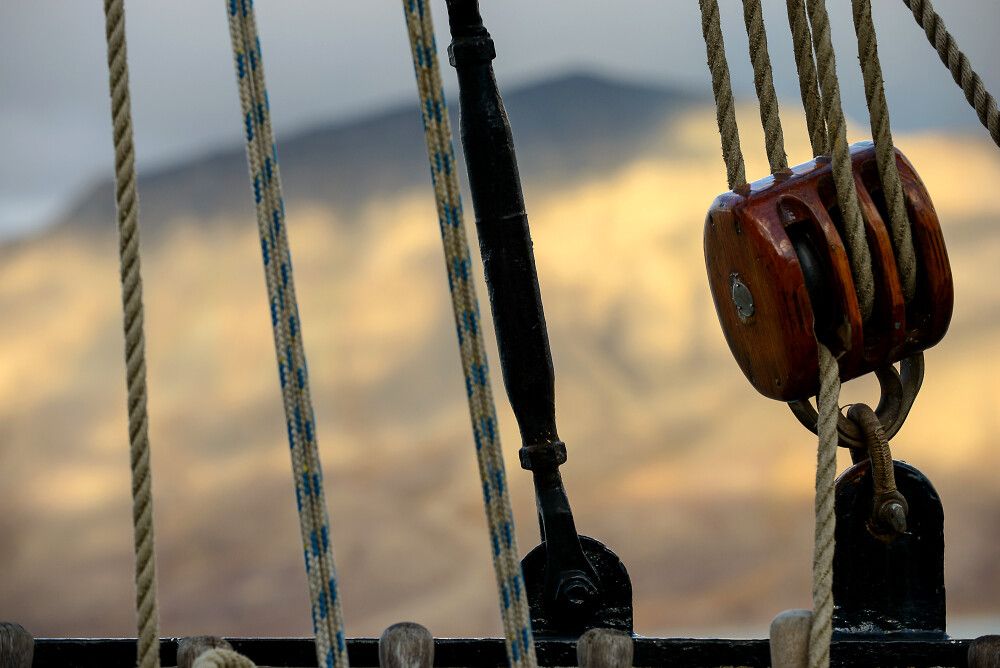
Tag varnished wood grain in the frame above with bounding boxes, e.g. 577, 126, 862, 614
893, 150, 954, 354
704, 142, 952, 401
849, 166, 907, 366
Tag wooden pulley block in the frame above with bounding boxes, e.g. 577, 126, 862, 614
704, 141, 953, 401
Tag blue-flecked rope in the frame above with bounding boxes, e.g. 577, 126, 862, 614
400, 2, 536, 667
224, 2, 348, 667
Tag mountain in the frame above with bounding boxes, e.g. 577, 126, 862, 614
1, 71, 999, 639
51, 72, 698, 241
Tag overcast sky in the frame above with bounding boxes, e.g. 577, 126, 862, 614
1, 1, 997, 239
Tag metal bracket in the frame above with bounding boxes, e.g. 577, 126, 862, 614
833, 460, 946, 637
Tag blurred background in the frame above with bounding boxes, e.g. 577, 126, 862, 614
1, 0, 998, 641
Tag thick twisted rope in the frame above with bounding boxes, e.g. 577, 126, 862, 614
808, 345, 839, 668
805, 0, 875, 321
696, 5, 840, 665
699, 0, 747, 190
852, 0, 917, 302
400, 1, 535, 666
742, 0, 788, 173
902, 0, 999, 149
102, 2, 160, 666
784, 0, 827, 156
192, 649, 256, 668
224, 2, 348, 666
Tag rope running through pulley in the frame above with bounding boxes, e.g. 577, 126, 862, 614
697, 0, 926, 665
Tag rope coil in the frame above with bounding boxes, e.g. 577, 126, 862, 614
224, 1, 349, 665
400, 1, 536, 666
101, 2, 160, 666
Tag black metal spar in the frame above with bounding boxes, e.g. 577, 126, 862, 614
444, 0, 632, 636
30, 637, 976, 668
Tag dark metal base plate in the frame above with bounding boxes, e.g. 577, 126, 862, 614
520, 534, 633, 636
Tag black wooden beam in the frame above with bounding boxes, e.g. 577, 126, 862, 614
31, 636, 971, 667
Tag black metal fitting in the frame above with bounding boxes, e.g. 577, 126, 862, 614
519, 442, 567, 470
834, 460, 945, 637
447, 35, 495, 66
444, 0, 632, 636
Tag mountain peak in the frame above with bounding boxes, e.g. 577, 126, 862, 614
45, 71, 698, 243
506, 69, 693, 102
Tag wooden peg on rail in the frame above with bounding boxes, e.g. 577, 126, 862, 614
577, 628, 633, 668
379, 622, 434, 668
178, 636, 232, 668
769, 609, 812, 668
0, 623, 33, 668
969, 635, 1000, 668
178, 635, 255, 668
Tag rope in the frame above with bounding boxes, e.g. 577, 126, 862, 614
901, 0, 1000, 149
699, 0, 747, 190
784, 0, 827, 156
809, 345, 839, 668
805, 0, 875, 321
399, 2, 536, 666
851, 0, 917, 302
696, 6, 840, 664
192, 649, 256, 668
742, 0, 788, 174
101, 2, 160, 666
224, 2, 348, 666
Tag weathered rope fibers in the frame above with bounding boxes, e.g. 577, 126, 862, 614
696, 3, 851, 666
784, 0, 827, 156
852, 0, 917, 301
808, 345, 839, 668
101, 2, 160, 666
804, 0, 875, 321
224, 1, 348, 666
747, 3, 839, 663
192, 649, 257, 668
399, 1, 536, 666
901, 0, 999, 149
742, 0, 789, 173
698, 0, 747, 190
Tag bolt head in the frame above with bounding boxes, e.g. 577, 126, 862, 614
731, 274, 754, 321
554, 573, 598, 619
